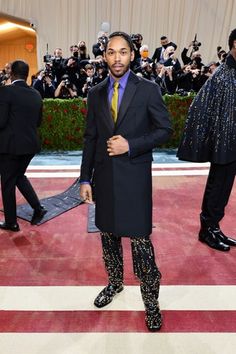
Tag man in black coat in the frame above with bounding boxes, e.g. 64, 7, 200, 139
152, 35, 177, 64
177, 29, 236, 252
0, 60, 47, 232
80, 32, 172, 331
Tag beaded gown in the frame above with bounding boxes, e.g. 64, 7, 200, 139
177, 54, 236, 164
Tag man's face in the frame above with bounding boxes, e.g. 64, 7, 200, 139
161, 38, 169, 47
5, 63, 11, 74
105, 36, 134, 79
192, 51, 201, 59
54, 49, 62, 57
86, 68, 94, 77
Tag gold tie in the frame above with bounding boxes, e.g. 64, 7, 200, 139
111, 81, 119, 122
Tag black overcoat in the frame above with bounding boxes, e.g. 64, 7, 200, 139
0, 81, 42, 155
80, 71, 172, 237
177, 55, 236, 165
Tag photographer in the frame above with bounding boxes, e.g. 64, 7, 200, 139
163, 45, 181, 72
32, 69, 55, 98
154, 63, 177, 95
152, 36, 177, 64
81, 64, 96, 98
78, 41, 90, 60
62, 55, 80, 89
50, 48, 66, 87
177, 61, 209, 94
132, 44, 153, 75
54, 74, 77, 99
0, 71, 10, 87
92, 32, 108, 57
93, 57, 108, 84
216, 46, 227, 65
181, 35, 203, 68
0, 63, 11, 86
131, 33, 143, 61
69, 45, 80, 58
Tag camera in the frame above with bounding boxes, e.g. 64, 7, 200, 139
98, 36, 108, 45
43, 54, 53, 64
41, 60, 53, 80
221, 52, 227, 61
202, 65, 210, 75
65, 79, 71, 88
0, 74, 9, 86
176, 89, 189, 96
62, 75, 72, 89
86, 77, 93, 90
52, 56, 62, 64
130, 34, 139, 42
192, 34, 201, 52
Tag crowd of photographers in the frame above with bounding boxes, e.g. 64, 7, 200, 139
0, 32, 228, 98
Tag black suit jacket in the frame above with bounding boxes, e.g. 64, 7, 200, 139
0, 81, 42, 155
80, 71, 172, 237
152, 42, 177, 63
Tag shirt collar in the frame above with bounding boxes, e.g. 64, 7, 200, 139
11, 79, 26, 84
109, 69, 130, 89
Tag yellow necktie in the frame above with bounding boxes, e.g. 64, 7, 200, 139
111, 81, 119, 123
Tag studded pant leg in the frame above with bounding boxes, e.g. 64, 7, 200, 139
130, 236, 161, 310
101, 232, 124, 287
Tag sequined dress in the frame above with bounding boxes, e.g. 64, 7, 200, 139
177, 54, 236, 164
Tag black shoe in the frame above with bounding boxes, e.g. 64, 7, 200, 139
94, 284, 124, 308
199, 227, 230, 251
0, 221, 20, 232
214, 228, 236, 246
31, 206, 47, 225
145, 304, 162, 332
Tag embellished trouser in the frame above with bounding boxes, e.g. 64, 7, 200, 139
101, 232, 161, 310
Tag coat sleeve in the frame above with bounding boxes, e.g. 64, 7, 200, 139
79, 90, 98, 182
128, 84, 172, 158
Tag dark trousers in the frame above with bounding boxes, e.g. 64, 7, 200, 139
101, 232, 161, 309
0, 154, 41, 224
201, 161, 236, 227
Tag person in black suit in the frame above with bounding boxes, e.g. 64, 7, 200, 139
0, 60, 47, 232
177, 29, 236, 252
32, 69, 56, 98
152, 35, 177, 64
79, 32, 172, 331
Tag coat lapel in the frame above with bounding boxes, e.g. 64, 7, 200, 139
98, 78, 115, 132
115, 72, 140, 129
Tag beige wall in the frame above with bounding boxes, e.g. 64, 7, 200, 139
0, 0, 235, 70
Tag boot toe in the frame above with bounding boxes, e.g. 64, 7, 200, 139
145, 306, 162, 331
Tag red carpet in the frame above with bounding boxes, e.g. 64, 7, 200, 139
0, 172, 236, 335
1, 175, 236, 286
1, 310, 236, 332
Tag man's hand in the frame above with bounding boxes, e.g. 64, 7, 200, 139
107, 135, 129, 156
44, 76, 52, 85
80, 184, 93, 204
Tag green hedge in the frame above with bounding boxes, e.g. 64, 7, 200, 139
40, 95, 194, 151
162, 94, 194, 148
40, 98, 87, 150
